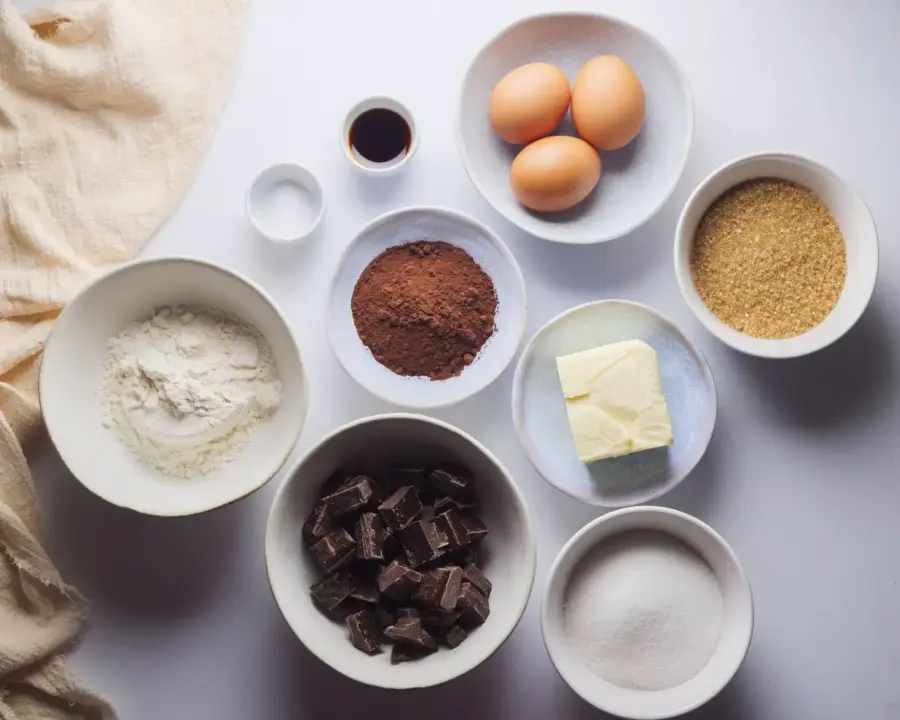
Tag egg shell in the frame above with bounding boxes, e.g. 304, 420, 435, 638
572, 55, 645, 151
489, 62, 571, 145
510, 136, 602, 213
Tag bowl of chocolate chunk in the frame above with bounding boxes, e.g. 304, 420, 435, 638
265, 413, 536, 689
327, 206, 527, 408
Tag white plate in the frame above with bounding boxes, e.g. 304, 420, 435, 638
327, 207, 527, 408
458, 12, 693, 244
266, 413, 536, 689
512, 300, 715, 507
39, 257, 308, 516
542, 507, 753, 719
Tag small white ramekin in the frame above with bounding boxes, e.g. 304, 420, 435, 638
341, 96, 418, 177
542, 506, 753, 719
674, 151, 878, 358
246, 163, 325, 244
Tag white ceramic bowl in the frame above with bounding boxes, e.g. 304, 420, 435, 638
265, 413, 536, 689
458, 12, 693, 244
327, 207, 527, 408
246, 162, 325, 243
512, 300, 716, 507
39, 257, 308, 516
543, 506, 753, 719
675, 151, 879, 358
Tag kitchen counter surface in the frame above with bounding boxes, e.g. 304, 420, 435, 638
27, 0, 900, 718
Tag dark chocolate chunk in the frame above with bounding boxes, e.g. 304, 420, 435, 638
383, 617, 438, 651
426, 543, 477, 570
396, 607, 421, 621
302, 503, 333, 546
377, 560, 423, 601
382, 526, 401, 558
310, 528, 356, 574
310, 570, 352, 611
438, 610, 462, 628
323, 598, 369, 622
461, 514, 489, 543
346, 609, 382, 655
421, 610, 461, 635
348, 575, 380, 604
456, 582, 490, 629
355, 512, 386, 561
309, 457, 490, 663
434, 509, 470, 550
375, 607, 396, 631
428, 465, 472, 500
445, 625, 468, 649
385, 466, 428, 494
463, 563, 492, 598
436, 566, 464, 613
401, 520, 448, 567
457, 545, 480, 567
420, 612, 443, 632
378, 486, 423, 531
412, 572, 442, 608
366, 476, 385, 506
319, 469, 354, 498
434, 496, 476, 514
391, 643, 427, 664
323, 475, 375, 518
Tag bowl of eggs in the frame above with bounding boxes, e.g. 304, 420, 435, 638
457, 12, 693, 244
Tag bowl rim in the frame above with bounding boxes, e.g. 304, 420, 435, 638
264, 411, 538, 689
673, 150, 880, 359
456, 10, 695, 245
511, 298, 717, 508
38, 254, 309, 517
541, 505, 754, 719
326, 205, 528, 409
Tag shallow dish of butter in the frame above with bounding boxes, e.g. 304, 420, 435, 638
511, 300, 716, 507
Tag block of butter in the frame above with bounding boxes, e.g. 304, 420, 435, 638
556, 340, 674, 463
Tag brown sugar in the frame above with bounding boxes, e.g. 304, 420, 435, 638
351, 241, 498, 380
690, 179, 846, 339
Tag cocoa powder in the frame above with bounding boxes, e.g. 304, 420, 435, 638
351, 241, 498, 380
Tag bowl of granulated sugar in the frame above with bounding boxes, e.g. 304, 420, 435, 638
542, 506, 752, 719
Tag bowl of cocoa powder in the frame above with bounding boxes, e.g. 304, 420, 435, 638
328, 207, 527, 408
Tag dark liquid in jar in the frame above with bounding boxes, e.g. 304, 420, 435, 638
349, 109, 411, 165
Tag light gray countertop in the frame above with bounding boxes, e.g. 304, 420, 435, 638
28, 0, 900, 717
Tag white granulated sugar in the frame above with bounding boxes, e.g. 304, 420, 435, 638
563, 530, 724, 691
100, 305, 283, 478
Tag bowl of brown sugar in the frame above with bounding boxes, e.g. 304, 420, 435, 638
674, 152, 878, 358
328, 207, 527, 407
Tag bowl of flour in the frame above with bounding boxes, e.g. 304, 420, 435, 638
40, 257, 308, 516
542, 506, 753, 719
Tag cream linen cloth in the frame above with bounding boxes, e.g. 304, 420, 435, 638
0, 0, 249, 716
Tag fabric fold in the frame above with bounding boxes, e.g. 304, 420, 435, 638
0, 0, 250, 716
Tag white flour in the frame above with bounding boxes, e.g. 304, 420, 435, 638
100, 305, 283, 477
563, 530, 724, 691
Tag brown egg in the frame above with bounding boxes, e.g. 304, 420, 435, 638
572, 55, 645, 151
510, 136, 602, 213
489, 62, 571, 145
